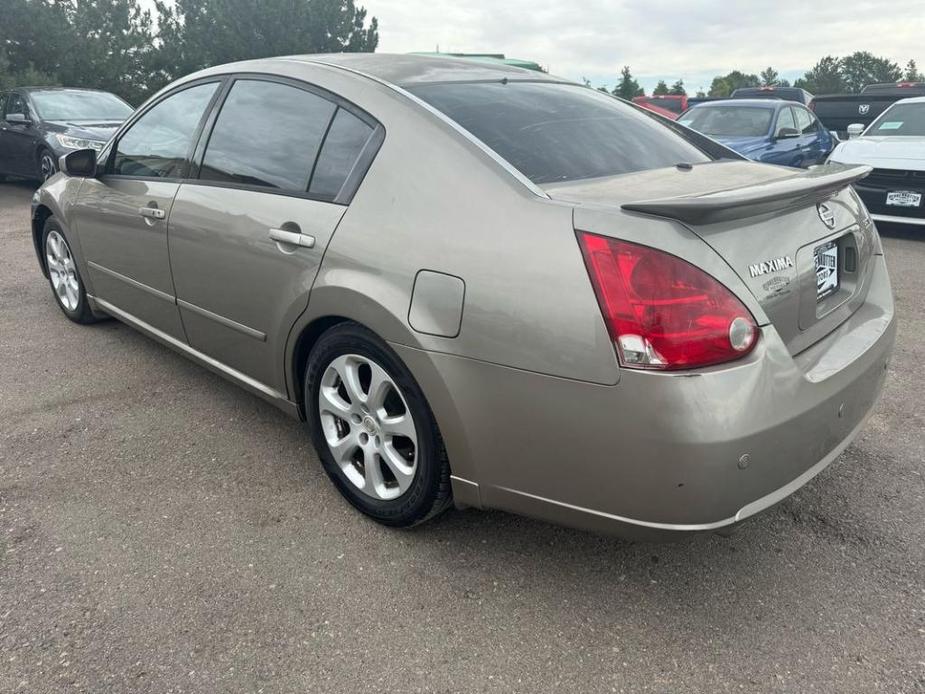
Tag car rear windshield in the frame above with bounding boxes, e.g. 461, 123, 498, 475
678, 106, 773, 137
867, 103, 925, 136
30, 90, 132, 121
409, 82, 710, 184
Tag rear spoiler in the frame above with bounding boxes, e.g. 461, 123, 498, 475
622, 165, 872, 224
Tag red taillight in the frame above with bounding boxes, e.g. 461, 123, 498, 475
577, 232, 758, 370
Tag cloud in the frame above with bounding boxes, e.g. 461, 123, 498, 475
366, 0, 923, 91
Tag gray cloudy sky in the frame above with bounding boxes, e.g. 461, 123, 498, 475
365, 0, 925, 92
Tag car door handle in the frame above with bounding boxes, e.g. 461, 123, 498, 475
139, 206, 165, 220
269, 228, 315, 248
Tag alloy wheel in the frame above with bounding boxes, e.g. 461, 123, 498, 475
45, 229, 80, 311
317, 354, 418, 501
40, 152, 57, 181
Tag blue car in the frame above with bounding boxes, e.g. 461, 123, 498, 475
678, 99, 835, 168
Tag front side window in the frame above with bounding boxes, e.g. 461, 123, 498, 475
794, 107, 815, 134
199, 80, 335, 192
867, 103, 925, 137
4, 93, 27, 119
410, 82, 710, 185
679, 106, 774, 137
112, 82, 218, 178
775, 107, 796, 134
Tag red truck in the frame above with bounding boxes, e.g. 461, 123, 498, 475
631, 94, 687, 119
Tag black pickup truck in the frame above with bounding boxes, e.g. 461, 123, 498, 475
811, 82, 925, 138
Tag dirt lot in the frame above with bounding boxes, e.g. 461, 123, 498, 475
1, 179, 923, 693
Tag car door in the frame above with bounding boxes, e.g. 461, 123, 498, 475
792, 106, 818, 165
168, 77, 382, 394
0, 92, 39, 176
72, 80, 222, 340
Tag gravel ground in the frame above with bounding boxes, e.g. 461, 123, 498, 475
0, 179, 923, 693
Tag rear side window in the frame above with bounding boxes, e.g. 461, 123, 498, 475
113, 82, 218, 178
308, 108, 374, 200
410, 82, 709, 184
199, 80, 335, 192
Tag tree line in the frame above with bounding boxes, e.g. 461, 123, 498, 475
600, 53, 925, 100
0, 0, 378, 105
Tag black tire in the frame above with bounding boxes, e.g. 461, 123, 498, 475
37, 148, 57, 182
41, 218, 97, 324
305, 322, 452, 527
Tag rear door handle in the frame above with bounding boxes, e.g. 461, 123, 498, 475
269, 228, 315, 248
139, 206, 165, 220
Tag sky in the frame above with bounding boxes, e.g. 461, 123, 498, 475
363, 0, 925, 93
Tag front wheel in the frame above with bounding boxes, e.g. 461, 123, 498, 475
305, 322, 452, 527
42, 218, 97, 324
38, 149, 57, 182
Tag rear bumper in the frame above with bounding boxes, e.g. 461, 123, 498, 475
396, 255, 896, 539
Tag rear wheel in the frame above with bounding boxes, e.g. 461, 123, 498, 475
305, 322, 452, 527
42, 218, 96, 324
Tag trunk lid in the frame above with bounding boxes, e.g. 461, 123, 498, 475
546, 160, 878, 355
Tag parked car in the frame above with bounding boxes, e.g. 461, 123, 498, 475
32, 54, 894, 538
678, 99, 835, 167
732, 86, 814, 105
0, 87, 132, 182
810, 81, 925, 139
632, 94, 686, 119
828, 96, 925, 228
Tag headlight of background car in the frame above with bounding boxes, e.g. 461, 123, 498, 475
55, 134, 105, 152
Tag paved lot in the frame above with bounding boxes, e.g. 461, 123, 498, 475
0, 179, 923, 694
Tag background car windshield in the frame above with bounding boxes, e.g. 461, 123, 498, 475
679, 106, 773, 137
30, 90, 132, 121
410, 82, 710, 184
867, 104, 925, 136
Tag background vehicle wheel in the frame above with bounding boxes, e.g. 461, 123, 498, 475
38, 149, 57, 182
42, 218, 97, 324
305, 322, 452, 527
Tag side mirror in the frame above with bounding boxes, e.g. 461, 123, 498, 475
776, 127, 800, 140
847, 123, 865, 139
5, 112, 30, 126
829, 130, 841, 142
59, 148, 97, 178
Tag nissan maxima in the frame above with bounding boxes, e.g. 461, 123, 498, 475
31, 54, 895, 537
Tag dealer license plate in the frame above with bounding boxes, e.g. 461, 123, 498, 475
814, 240, 839, 301
886, 191, 922, 207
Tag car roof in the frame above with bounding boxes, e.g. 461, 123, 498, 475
219, 53, 568, 87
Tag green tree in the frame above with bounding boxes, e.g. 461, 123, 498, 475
840, 51, 902, 92
708, 70, 760, 97
668, 79, 685, 96
904, 59, 924, 82
793, 56, 845, 94
760, 66, 779, 87
613, 65, 644, 100
154, 0, 378, 82
653, 79, 669, 96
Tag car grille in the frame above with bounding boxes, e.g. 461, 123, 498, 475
855, 168, 925, 219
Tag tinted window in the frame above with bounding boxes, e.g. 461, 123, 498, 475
30, 90, 132, 121
200, 80, 335, 191
113, 83, 218, 178
410, 82, 709, 184
867, 103, 925, 136
775, 107, 796, 134
794, 107, 815, 134
678, 105, 773, 137
309, 108, 374, 200
4, 93, 27, 119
